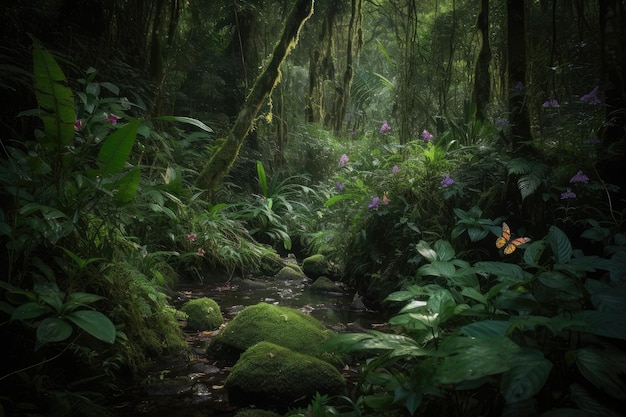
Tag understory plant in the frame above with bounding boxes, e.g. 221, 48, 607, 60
324, 221, 626, 416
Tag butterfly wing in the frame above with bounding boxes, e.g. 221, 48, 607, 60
495, 222, 511, 249
503, 237, 531, 255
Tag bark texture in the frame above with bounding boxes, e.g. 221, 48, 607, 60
195, 0, 314, 195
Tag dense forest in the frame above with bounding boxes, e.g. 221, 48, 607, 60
1, 1, 625, 416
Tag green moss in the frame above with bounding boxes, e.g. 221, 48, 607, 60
101, 263, 188, 372
225, 342, 345, 407
309, 276, 338, 293
209, 302, 334, 360
234, 409, 282, 417
302, 254, 330, 278
180, 297, 224, 331
275, 265, 307, 280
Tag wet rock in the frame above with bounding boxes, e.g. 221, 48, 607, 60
301, 254, 331, 279
208, 302, 339, 364
274, 265, 308, 281
180, 297, 224, 331
309, 276, 341, 294
225, 342, 346, 410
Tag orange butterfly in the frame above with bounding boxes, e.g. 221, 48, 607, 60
495, 222, 531, 255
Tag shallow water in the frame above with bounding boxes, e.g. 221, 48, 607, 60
111, 274, 382, 417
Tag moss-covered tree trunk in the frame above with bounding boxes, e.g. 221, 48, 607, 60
332, 0, 363, 134
305, 12, 336, 124
195, 0, 314, 195
473, 0, 491, 122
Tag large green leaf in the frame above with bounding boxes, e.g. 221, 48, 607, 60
433, 240, 455, 262
590, 286, 626, 313
31, 38, 75, 148
473, 261, 525, 282
11, 302, 51, 320
547, 226, 572, 264
156, 115, 214, 133
95, 119, 140, 177
37, 317, 73, 344
461, 320, 511, 337
66, 310, 116, 344
113, 167, 141, 204
573, 310, 626, 341
437, 336, 520, 384
575, 348, 626, 400
501, 348, 552, 404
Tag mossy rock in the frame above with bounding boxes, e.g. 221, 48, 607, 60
180, 297, 224, 331
208, 302, 335, 361
309, 276, 339, 294
234, 409, 282, 417
274, 265, 308, 281
301, 254, 331, 279
225, 342, 346, 409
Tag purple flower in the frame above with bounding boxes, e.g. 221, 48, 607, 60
392, 165, 399, 174
106, 113, 120, 124
368, 196, 380, 210
581, 86, 601, 105
515, 81, 524, 90
440, 174, 455, 187
421, 129, 434, 142
339, 154, 349, 168
560, 188, 576, 199
569, 170, 589, 184
542, 99, 560, 108
74, 119, 84, 131
380, 122, 392, 134
351, 131, 357, 137
187, 233, 197, 242
495, 117, 509, 128
336, 181, 345, 192
583, 138, 601, 144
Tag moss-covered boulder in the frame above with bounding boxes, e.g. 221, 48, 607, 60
180, 297, 224, 331
225, 342, 346, 409
234, 409, 282, 417
274, 265, 308, 281
301, 254, 331, 279
208, 302, 335, 361
309, 276, 339, 294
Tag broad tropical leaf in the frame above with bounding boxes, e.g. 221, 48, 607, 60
31, 38, 75, 148
66, 310, 116, 344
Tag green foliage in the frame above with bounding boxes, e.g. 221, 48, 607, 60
5, 281, 116, 347
323, 223, 626, 416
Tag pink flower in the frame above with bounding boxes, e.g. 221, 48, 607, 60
422, 130, 434, 142
186, 233, 197, 242
74, 119, 84, 131
106, 113, 120, 124
542, 99, 560, 108
392, 165, 399, 174
197, 248, 206, 256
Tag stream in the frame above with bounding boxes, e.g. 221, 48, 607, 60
110, 273, 384, 417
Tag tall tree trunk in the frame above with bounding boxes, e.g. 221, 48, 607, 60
473, 0, 491, 122
599, 0, 626, 212
507, 0, 532, 152
196, 0, 314, 196
396, 0, 419, 145
332, 0, 363, 134
305, 13, 336, 124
